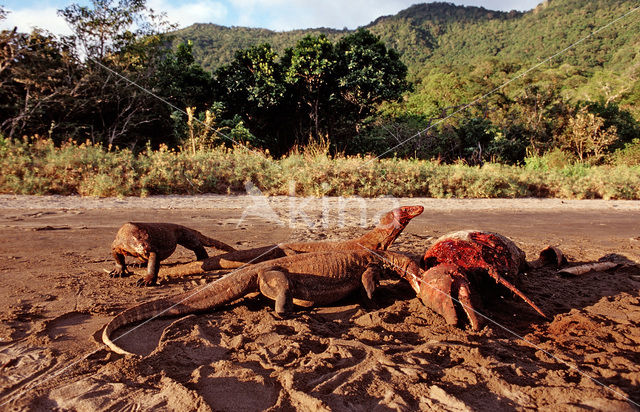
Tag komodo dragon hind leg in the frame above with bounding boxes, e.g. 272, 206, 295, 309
136, 252, 160, 287
177, 237, 209, 261
192, 246, 208, 261
258, 269, 293, 316
361, 265, 382, 299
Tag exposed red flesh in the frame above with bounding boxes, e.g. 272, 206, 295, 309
420, 231, 546, 324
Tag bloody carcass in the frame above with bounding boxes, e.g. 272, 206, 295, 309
405, 230, 562, 330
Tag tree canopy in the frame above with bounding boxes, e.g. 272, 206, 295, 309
0, 0, 638, 165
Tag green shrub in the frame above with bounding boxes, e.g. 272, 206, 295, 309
1, 137, 639, 199
611, 139, 640, 166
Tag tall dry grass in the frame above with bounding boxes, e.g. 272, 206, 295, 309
1, 136, 639, 199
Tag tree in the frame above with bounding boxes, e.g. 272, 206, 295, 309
1, 7, 17, 87
215, 43, 288, 149
583, 100, 640, 150
58, 0, 176, 146
506, 82, 569, 155
283, 35, 337, 144
334, 29, 409, 132
210, 30, 410, 154
59, 0, 170, 60
0, 30, 80, 139
153, 41, 213, 111
561, 107, 618, 163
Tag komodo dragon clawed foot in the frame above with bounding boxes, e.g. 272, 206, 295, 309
258, 269, 294, 315
108, 268, 133, 278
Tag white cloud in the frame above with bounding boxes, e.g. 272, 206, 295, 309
222, 0, 414, 31
267, 0, 405, 30
224, 0, 543, 31
148, 0, 228, 28
0, 0, 229, 35
0, 1, 544, 35
456, 0, 541, 12
0, 7, 73, 35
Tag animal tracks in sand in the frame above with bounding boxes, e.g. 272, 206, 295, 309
0, 196, 638, 410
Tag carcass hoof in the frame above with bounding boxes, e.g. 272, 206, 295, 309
416, 264, 483, 330
530, 246, 566, 268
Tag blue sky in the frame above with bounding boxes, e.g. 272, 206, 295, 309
0, 0, 543, 35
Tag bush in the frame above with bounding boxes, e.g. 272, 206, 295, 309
524, 148, 576, 171
1, 137, 639, 199
611, 139, 640, 166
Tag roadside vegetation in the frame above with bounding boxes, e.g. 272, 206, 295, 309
2, 136, 639, 199
0, 0, 638, 199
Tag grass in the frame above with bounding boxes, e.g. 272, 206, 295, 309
1, 136, 639, 199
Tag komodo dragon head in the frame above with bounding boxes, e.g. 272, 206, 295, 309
357, 205, 424, 250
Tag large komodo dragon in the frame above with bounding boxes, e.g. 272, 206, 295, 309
110, 223, 236, 286
159, 205, 424, 278
103, 249, 423, 356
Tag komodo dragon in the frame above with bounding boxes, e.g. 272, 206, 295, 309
110, 222, 236, 286
103, 249, 423, 356
159, 205, 424, 278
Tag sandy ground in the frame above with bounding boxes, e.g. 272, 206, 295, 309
0, 194, 638, 411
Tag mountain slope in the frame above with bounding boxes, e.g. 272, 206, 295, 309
172, 0, 640, 76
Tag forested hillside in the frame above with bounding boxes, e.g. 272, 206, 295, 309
174, 0, 639, 77
173, 25, 347, 72
168, 0, 640, 165
1, 0, 639, 169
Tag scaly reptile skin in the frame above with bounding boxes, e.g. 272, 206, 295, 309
103, 249, 422, 356
159, 205, 424, 277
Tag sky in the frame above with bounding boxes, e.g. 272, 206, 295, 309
0, 0, 543, 36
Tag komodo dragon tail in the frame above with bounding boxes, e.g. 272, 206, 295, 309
102, 297, 188, 356
194, 231, 236, 252
103, 268, 258, 356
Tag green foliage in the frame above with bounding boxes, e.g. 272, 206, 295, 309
171, 24, 346, 72
1, 0, 639, 164
0, 0, 187, 147
524, 149, 577, 171
405, 68, 473, 118
216, 44, 286, 110
560, 107, 618, 163
0, 29, 80, 140
211, 31, 409, 153
153, 41, 214, 111
349, 115, 431, 158
167, 0, 639, 163
283, 34, 337, 143
583, 100, 640, 149
175, 0, 638, 78
611, 139, 640, 166
214, 43, 288, 151
334, 29, 410, 134
52, 0, 177, 147
59, 0, 149, 59
2, 136, 640, 199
